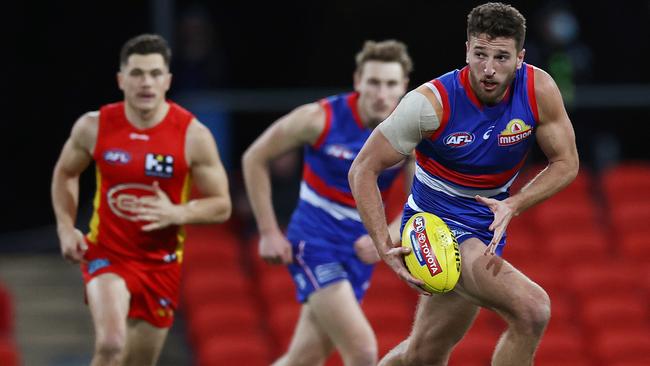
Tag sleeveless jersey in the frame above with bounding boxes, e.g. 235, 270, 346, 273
286, 92, 401, 250
86, 101, 194, 264
410, 64, 539, 232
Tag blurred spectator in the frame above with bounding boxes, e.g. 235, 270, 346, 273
526, 2, 593, 107
172, 5, 233, 169
173, 5, 229, 91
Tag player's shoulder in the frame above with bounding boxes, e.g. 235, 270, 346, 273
531, 66, 558, 96
72, 111, 99, 139
186, 118, 213, 145
292, 101, 326, 123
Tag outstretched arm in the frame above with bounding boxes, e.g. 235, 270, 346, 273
242, 103, 325, 264
51, 112, 98, 263
477, 68, 579, 254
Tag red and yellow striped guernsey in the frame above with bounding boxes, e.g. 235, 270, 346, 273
87, 101, 193, 264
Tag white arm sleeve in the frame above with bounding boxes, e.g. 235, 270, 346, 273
377, 90, 440, 155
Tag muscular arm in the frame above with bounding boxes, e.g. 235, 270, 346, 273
351, 131, 411, 255
181, 120, 232, 224
508, 68, 579, 213
386, 153, 416, 243
242, 103, 325, 264
350, 88, 440, 292
51, 112, 98, 262
242, 103, 325, 234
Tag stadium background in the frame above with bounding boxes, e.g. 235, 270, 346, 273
1, 0, 649, 365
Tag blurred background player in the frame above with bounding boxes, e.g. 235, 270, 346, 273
242, 40, 413, 366
51, 34, 231, 366
349, 3, 579, 366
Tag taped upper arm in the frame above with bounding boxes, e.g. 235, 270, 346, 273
377, 88, 441, 155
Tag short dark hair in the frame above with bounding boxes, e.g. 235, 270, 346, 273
355, 40, 413, 77
467, 3, 526, 51
119, 34, 171, 67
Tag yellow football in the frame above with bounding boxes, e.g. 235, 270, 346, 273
401, 212, 461, 293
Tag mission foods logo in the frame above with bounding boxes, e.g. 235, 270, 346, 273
409, 216, 443, 277
498, 119, 533, 146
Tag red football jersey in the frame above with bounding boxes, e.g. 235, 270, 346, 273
86, 101, 193, 264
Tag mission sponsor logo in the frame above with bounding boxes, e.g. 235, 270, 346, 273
145, 153, 174, 178
444, 132, 475, 147
103, 149, 131, 165
498, 119, 533, 146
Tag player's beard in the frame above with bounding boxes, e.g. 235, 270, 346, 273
472, 68, 517, 105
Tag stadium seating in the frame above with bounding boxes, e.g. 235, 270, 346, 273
0, 283, 18, 366
0, 338, 19, 366
180, 162, 650, 365
0, 283, 13, 337
601, 163, 650, 207
592, 326, 650, 364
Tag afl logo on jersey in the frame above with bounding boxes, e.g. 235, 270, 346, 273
498, 119, 533, 146
444, 132, 475, 148
103, 149, 131, 165
325, 144, 355, 160
106, 183, 156, 221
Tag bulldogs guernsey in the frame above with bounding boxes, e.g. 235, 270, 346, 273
286, 92, 401, 252
405, 64, 539, 255
86, 101, 193, 265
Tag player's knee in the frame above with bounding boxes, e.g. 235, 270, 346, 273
94, 333, 126, 361
514, 288, 551, 337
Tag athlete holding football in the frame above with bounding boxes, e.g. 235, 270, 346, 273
52, 34, 231, 366
349, 3, 579, 365
243, 40, 413, 366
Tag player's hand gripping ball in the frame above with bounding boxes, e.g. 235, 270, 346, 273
401, 212, 461, 293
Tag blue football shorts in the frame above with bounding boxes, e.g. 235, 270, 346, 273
400, 203, 507, 257
287, 239, 374, 303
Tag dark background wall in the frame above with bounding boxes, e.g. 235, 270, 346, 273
2, 0, 649, 233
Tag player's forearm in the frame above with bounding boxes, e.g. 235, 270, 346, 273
349, 167, 392, 255
178, 196, 232, 224
51, 168, 80, 233
242, 151, 281, 234
510, 157, 579, 215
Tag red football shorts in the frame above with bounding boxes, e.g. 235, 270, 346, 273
80, 243, 181, 328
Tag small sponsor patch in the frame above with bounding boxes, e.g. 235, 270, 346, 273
103, 149, 131, 165
314, 262, 347, 284
88, 258, 110, 275
444, 132, 475, 147
158, 297, 171, 307
294, 273, 307, 290
163, 253, 178, 263
145, 153, 174, 178
450, 229, 472, 240
324, 144, 356, 160
498, 119, 533, 146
